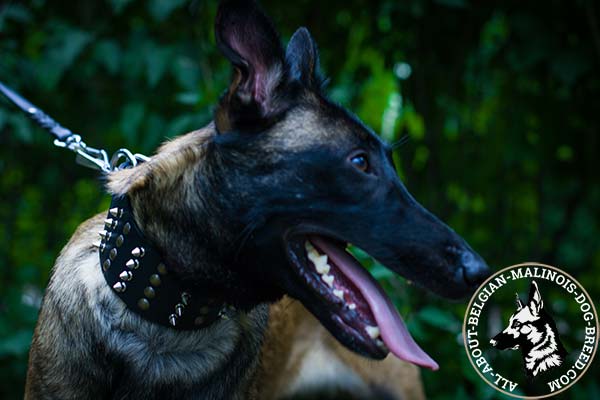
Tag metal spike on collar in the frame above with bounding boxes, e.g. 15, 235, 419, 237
109, 207, 123, 218
131, 247, 145, 258
105, 218, 117, 230
169, 314, 177, 326
126, 259, 139, 269
175, 303, 184, 317
119, 270, 133, 281
113, 282, 126, 293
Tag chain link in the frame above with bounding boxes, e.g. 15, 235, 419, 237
53, 135, 148, 172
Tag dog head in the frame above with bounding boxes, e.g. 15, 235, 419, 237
110, 0, 490, 368
490, 281, 545, 351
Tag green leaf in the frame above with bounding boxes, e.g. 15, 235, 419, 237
0, 329, 33, 357
166, 114, 194, 137
9, 115, 33, 143
144, 43, 172, 87
418, 306, 460, 332
434, 0, 468, 8
176, 92, 201, 105
40, 26, 92, 90
107, 0, 135, 15
148, 0, 187, 22
119, 102, 145, 145
94, 40, 121, 75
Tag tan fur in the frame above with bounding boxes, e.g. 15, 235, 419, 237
256, 298, 425, 400
108, 126, 214, 196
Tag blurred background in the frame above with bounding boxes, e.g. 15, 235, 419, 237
0, 0, 598, 398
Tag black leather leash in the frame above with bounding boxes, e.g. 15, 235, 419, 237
0, 81, 228, 329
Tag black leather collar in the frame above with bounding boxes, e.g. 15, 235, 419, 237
98, 195, 228, 330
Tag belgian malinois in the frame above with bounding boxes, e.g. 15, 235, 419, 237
25, 1, 490, 399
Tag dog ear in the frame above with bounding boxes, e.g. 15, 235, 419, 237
286, 27, 323, 90
515, 293, 524, 310
528, 280, 543, 315
214, 0, 288, 133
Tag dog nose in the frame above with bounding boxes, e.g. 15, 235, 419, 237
460, 249, 490, 287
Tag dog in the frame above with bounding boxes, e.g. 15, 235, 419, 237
490, 281, 567, 377
25, 1, 489, 398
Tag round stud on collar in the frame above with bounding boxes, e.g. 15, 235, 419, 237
123, 222, 131, 235
149, 274, 161, 287
199, 306, 210, 315
144, 286, 156, 299
116, 235, 124, 247
119, 270, 133, 281
126, 259, 139, 270
132, 247, 145, 258
109, 248, 118, 261
102, 259, 111, 271
137, 298, 150, 311
157, 263, 167, 275
181, 292, 191, 306
113, 282, 126, 293
169, 314, 177, 326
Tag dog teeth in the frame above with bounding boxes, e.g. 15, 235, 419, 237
313, 255, 330, 274
348, 303, 357, 310
304, 240, 331, 275
305, 241, 331, 274
305, 240, 315, 251
322, 274, 334, 287
366, 326, 380, 339
333, 289, 344, 300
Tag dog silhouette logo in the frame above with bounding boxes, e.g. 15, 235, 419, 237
490, 281, 567, 377
463, 263, 598, 398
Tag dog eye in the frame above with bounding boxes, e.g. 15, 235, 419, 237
349, 153, 369, 173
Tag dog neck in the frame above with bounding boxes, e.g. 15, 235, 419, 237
105, 126, 275, 324
524, 323, 564, 376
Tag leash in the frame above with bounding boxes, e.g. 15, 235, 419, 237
0, 81, 149, 172
0, 80, 233, 329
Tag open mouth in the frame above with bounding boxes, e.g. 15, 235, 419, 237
286, 234, 439, 370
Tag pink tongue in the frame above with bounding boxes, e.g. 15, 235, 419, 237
310, 237, 439, 370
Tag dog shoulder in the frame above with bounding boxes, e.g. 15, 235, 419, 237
26, 213, 112, 398
255, 298, 425, 400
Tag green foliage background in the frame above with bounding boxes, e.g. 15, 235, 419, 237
0, 0, 599, 398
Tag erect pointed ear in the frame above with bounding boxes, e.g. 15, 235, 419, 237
214, 0, 288, 133
528, 280, 543, 315
515, 293, 524, 310
286, 27, 323, 90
